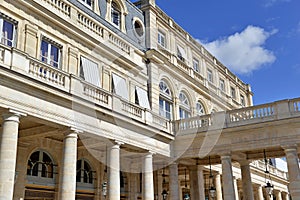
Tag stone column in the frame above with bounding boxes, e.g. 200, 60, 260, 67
283, 192, 290, 200
275, 191, 282, 200
179, 182, 183, 200
58, 132, 78, 200
129, 163, 138, 200
169, 163, 180, 200
257, 185, 264, 200
189, 165, 205, 200
0, 113, 20, 200
108, 142, 122, 200
284, 145, 300, 199
221, 155, 236, 200
215, 173, 223, 200
143, 152, 154, 200
233, 177, 239, 200
240, 160, 254, 200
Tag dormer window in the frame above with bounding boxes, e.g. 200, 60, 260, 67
81, 0, 93, 8
111, 2, 121, 28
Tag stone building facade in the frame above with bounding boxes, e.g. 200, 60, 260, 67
0, 0, 298, 200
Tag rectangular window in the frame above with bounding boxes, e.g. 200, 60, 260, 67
135, 86, 150, 109
159, 98, 172, 120
81, 0, 93, 8
177, 45, 186, 61
157, 31, 166, 48
219, 79, 225, 92
0, 16, 16, 47
80, 56, 101, 87
207, 69, 213, 83
193, 58, 199, 72
40, 39, 61, 68
112, 73, 129, 100
241, 95, 245, 106
231, 87, 236, 99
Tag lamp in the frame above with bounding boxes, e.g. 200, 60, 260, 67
263, 150, 274, 197
183, 168, 190, 200
208, 156, 216, 199
102, 181, 107, 198
102, 145, 108, 199
161, 168, 168, 200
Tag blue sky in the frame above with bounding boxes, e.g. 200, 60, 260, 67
152, 0, 300, 105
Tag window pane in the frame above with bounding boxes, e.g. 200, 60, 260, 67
50, 45, 59, 68
2, 20, 14, 46
32, 164, 39, 176
87, 0, 92, 6
41, 40, 49, 63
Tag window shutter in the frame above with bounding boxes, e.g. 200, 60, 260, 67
112, 73, 129, 100
81, 57, 101, 87
136, 86, 150, 109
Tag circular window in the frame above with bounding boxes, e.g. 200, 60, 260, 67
133, 19, 144, 38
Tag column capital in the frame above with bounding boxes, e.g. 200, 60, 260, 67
282, 144, 298, 152
239, 159, 251, 166
220, 153, 232, 160
63, 128, 81, 138
2, 109, 26, 122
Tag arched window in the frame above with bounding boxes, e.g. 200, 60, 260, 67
111, 2, 121, 28
27, 150, 54, 178
179, 92, 191, 119
196, 101, 206, 116
76, 159, 93, 184
159, 80, 173, 120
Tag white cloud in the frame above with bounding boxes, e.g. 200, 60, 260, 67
264, 0, 291, 7
202, 25, 277, 75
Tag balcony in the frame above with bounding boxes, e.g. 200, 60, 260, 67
174, 97, 300, 133
0, 44, 172, 135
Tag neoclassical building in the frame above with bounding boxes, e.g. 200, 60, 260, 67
0, 0, 299, 200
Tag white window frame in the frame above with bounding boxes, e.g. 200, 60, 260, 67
159, 97, 173, 120
157, 30, 166, 48
219, 79, 225, 92
111, 2, 121, 29
240, 95, 245, 106
177, 45, 186, 61
80, 0, 94, 9
207, 69, 213, 83
193, 58, 200, 72
40, 38, 61, 68
0, 16, 17, 47
159, 80, 173, 120
179, 92, 191, 119
231, 86, 236, 99
196, 101, 205, 116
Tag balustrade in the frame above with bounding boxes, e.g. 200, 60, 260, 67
82, 82, 111, 106
228, 104, 274, 122
40, 0, 71, 17
77, 12, 104, 37
108, 33, 130, 54
175, 98, 300, 134
0, 47, 4, 63
29, 60, 66, 87
121, 100, 143, 118
152, 114, 170, 130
